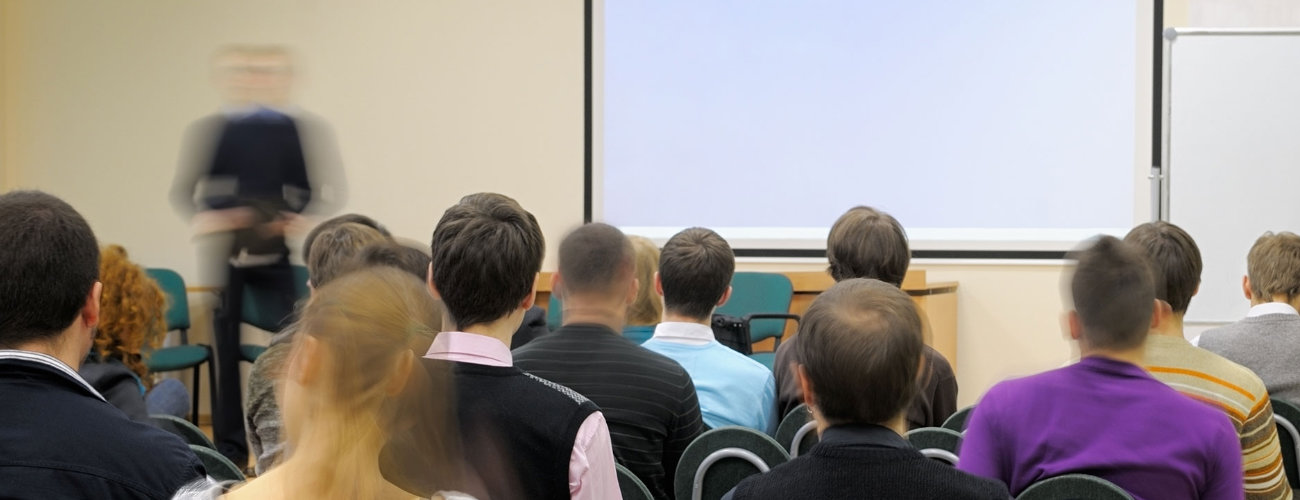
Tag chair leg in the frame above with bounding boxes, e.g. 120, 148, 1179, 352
190, 364, 201, 424
205, 352, 217, 429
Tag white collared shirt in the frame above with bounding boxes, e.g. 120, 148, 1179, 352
0, 349, 105, 401
1247, 302, 1299, 318
649, 322, 716, 347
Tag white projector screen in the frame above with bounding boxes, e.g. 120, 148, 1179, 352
592, 1, 1151, 255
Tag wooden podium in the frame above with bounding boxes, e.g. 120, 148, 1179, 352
534, 269, 959, 372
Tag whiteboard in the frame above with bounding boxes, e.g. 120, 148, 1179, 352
1163, 28, 1300, 323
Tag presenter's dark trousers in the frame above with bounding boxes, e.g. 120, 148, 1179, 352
212, 257, 297, 466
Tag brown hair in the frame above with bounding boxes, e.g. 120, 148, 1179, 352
95, 245, 167, 386
796, 278, 922, 425
306, 222, 387, 288
1069, 236, 1155, 350
1246, 231, 1300, 301
826, 206, 909, 286
627, 236, 663, 326
302, 213, 390, 264
557, 223, 634, 297
431, 193, 544, 329
358, 242, 432, 283
659, 227, 735, 320
1123, 222, 1202, 313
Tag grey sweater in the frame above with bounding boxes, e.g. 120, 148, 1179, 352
1200, 313, 1300, 407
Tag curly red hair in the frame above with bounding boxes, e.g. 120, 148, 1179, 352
95, 245, 167, 386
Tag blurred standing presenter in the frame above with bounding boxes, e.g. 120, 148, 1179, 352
170, 45, 345, 466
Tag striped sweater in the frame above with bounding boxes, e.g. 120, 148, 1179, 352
1144, 335, 1293, 500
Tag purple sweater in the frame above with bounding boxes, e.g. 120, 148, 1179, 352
958, 356, 1243, 500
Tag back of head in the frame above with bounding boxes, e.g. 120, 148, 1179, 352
0, 191, 99, 348
1246, 231, 1300, 301
557, 223, 635, 298
302, 213, 391, 264
96, 245, 167, 380
627, 236, 663, 326
659, 227, 735, 320
1069, 236, 1155, 350
1123, 222, 1202, 314
431, 193, 544, 329
358, 242, 432, 283
795, 278, 922, 425
306, 222, 388, 288
826, 206, 910, 286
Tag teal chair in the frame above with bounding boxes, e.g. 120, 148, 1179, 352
151, 414, 216, 450
616, 463, 654, 500
144, 268, 213, 424
905, 427, 962, 466
1272, 398, 1300, 490
675, 426, 790, 500
714, 272, 800, 370
189, 444, 245, 483
774, 403, 819, 457
238, 265, 309, 362
942, 405, 975, 433
1016, 474, 1134, 500
547, 295, 657, 343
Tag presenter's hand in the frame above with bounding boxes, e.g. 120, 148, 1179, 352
191, 208, 255, 235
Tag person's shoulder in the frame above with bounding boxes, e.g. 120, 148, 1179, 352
519, 370, 595, 408
1182, 346, 1271, 399
921, 462, 1013, 499
708, 343, 773, 378
923, 345, 956, 378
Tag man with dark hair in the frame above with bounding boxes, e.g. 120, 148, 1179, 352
642, 227, 776, 433
1201, 231, 1300, 407
724, 279, 1008, 499
0, 190, 205, 498
959, 236, 1242, 499
1126, 222, 1291, 499
774, 205, 957, 426
416, 194, 618, 500
515, 223, 707, 500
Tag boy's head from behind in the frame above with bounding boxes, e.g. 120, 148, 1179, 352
302, 213, 390, 264
1067, 236, 1155, 351
1245, 231, 1300, 304
430, 193, 544, 330
795, 278, 922, 427
826, 206, 909, 287
358, 242, 432, 283
306, 222, 388, 289
658, 227, 734, 321
555, 223, 634, 304
1123, 221, 1202, 315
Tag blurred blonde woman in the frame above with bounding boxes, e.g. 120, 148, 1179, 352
178, 267, 469, 499
624, 235, 662, 343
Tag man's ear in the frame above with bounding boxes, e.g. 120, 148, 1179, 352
654, 271, 664, 298
1243, 275, 1253, 301
426, 263, 442, 301
1191, 281, 1200, 298
796, 363, 816, 408
716, 285, 733, 308
1151, 299, 1173, 330
550, 272, 563, 301
627, 277, 639, 305
522, 275, 538, 310
83, 282, 103, 329
1066, 310, 1083, 341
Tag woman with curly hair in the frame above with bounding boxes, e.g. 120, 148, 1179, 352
78, 244, 189, 422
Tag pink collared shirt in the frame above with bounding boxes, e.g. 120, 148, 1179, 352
425, 332, 621, 500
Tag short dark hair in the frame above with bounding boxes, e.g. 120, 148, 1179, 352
659, 227, 735, 319
302, 213, 390, 263
358, 242, 432, 282
796, 278, 922, 425
1123, 222, 1202, 313
1069, 236, 1155, 350
306, 222, 387, 288
430, 193, 544, 329
0, 191, 100, 347
827, 206, 910, 286
557, 223, 634, 297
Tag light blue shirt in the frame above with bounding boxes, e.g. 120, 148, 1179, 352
643, 322, 777, 434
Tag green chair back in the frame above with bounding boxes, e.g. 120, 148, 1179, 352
145, 268, 190, 332
1272, 398, 1300, 489
616, 463, 654, 500
1016, 474, 1134, 500
151, 414, 216, 450
675, 426, 790, 500
189, 444, 245, 483
623, 324, 656, 344
715, 272, 795, 344
942, 405, 975, 433
905, 427, 962, 466
241, 267, 309, 332
774, 403, 819, 457
547, 295, 563, 331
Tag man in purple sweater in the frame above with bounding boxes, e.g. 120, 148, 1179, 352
958, 236, 1243, 500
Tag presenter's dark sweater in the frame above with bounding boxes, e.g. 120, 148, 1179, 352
727, 424, 1010, 500
514, 323, 707, 500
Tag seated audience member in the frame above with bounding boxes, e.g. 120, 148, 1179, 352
80, 244, 191, 422
418, 193, 618, 500
1200, 231, 1300, 407
624, 235, 662, 343
356, 242, 440, 353
774, 206, 956, 426
641, 227, 776, 433
177, 268, 470, 499
515, 223, 706, 500
0, 191, 204, 498
1126, 222, 1292, 500
300, 213, 391, 266
245, 221, 388, 473
724, 279, 1009, 500
959, 236, 1243, 499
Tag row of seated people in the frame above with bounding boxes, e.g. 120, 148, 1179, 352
2, 188, 1298, 499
